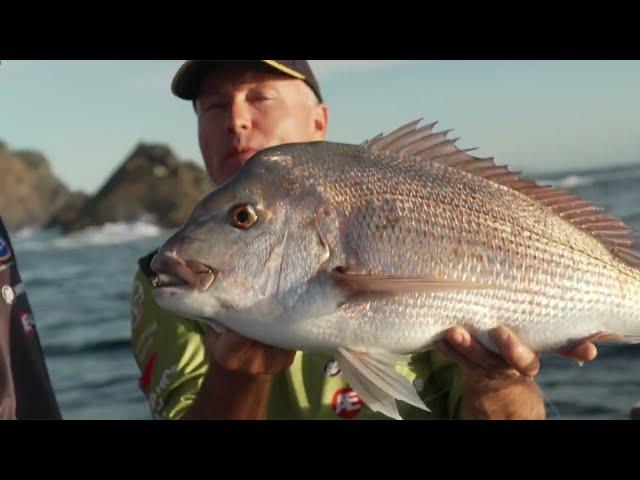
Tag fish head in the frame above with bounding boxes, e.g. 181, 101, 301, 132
150, 144, 340, 335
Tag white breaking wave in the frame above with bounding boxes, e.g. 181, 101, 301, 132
54, 220, 164, 249
538, 174, 596, 190
12, 227, 40, 240
14, 220, 166, 252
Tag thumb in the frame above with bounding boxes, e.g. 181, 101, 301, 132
203, 326, 221, 353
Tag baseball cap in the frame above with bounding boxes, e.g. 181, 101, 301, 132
171, 60, 323, 103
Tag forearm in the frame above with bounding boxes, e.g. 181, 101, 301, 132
460, 375, 545, 420
0, 312, 16, 420
182, 361, 273, 420
0, 357, 16, 420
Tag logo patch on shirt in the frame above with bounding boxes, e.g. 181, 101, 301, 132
19, 310, 35, 336
323, 359, 341, 377
331, 387, 363, 419
0, 236, 12, 263
1, 285, 15, 304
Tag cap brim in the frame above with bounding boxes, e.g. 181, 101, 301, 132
171, 60, 307, 101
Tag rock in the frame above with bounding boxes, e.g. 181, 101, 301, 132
48, 143, 212, 233
44, 191, 91, 232
0, 142, 71, 232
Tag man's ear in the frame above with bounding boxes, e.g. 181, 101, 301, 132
313, 104, 329, 140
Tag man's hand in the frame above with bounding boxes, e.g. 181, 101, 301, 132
182, 328, 295, 420
205, 328, 296, 376
435, 326, 597, 419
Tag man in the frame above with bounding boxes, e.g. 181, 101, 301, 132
130, 60, 596, 420
0, 217, 61, 420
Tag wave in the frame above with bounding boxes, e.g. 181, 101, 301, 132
536, 163, 640, 192
537, 174, 597, 190
54, 220, 164, 249
12, 226, 42, 240
43, 338, 133, 357
14, 219, 166, 253
623, 212, 640, 228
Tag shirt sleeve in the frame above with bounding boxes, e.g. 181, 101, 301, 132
130, 269, 209, 420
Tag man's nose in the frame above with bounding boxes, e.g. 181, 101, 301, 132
226, 99, 251, 134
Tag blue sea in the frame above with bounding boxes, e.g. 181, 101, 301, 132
10, 163, 640, 420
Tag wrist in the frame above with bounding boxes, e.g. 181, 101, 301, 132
182, 358, 274, 420
208, 357, 276, 383
461, 373, 545, 420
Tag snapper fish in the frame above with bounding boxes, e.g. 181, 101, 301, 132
150, 119, 640, 419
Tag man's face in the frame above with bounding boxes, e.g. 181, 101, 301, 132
195, 64, 328, 186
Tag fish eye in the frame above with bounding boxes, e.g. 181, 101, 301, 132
229, 204, 258, 230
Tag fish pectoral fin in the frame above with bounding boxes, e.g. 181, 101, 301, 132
332, 268, 492, 295
335, 348, 430, 420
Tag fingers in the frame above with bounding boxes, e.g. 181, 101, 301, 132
209, 329, 296, 376
265, 346, 296, 373
212, 331, 255, 370
437, 326, 540, 379
246, 346, 296, 376
435, 339, 492, 377
557, 341, 598, 362
489, 326, 540, 377
437, 327, 512, 377
439, 326, 599, 382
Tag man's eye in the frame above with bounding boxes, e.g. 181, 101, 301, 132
204, 98, 229, 110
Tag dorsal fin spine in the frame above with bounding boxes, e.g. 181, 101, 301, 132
363, 118, 640, 268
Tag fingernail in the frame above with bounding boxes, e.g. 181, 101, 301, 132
451, 329, 470, 347
490, 327, 510, 345
516, 345, 535, 362
578, 361, 584, 368
525, 358, 540, 377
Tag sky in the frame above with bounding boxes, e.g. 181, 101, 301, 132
1, 60, 640, 194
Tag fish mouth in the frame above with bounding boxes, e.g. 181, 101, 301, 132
150, 252, 217, 293
151, 273, 190, 289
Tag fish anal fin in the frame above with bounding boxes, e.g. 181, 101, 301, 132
335, 348, 430, 420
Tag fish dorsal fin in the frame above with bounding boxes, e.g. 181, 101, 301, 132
363, 119, 640, 268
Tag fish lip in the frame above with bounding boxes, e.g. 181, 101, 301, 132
151, 273, 190, 289
151, 253, 217, 292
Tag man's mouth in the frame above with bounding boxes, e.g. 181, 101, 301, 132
150, 252, 217, 293
226, 148, 258, 165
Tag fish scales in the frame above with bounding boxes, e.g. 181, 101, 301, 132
151, 120, 640, 419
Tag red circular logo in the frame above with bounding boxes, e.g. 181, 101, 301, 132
331, 388, 363, 419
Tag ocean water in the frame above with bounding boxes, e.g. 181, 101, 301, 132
9, 163, 640, 420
